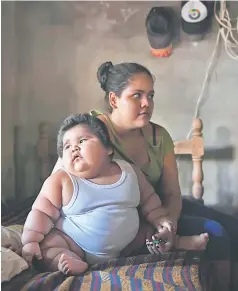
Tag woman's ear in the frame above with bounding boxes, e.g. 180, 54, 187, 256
108, 147, 114, 156
108, 92, 118, 110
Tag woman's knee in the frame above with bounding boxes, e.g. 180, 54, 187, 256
178, 215, 230, 260
204, 220, 229, 240
204, 220, 231, 260
178, 215, 229, 239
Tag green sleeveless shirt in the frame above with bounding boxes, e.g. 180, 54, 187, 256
90, 110, 174, 190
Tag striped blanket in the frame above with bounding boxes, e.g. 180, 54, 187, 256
20, 251, 208, 291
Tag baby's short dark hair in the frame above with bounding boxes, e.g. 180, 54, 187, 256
57, 113, 111, 158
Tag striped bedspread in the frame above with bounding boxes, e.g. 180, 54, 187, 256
21, 252, 208, 291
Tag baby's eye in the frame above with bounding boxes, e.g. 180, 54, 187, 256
79, 139, 87, 144
132, 93, 141, 99
64, 144, 70, 150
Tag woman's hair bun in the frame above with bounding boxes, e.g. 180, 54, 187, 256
97, 61, 113, 91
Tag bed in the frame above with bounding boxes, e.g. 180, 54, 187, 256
2, 118, 214, 291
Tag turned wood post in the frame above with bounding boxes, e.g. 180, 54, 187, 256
37, 123, 50, 182
192, 118, 204, 201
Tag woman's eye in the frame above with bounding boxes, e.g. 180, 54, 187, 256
132, 93, 141, 98
64, 145, 70, 150
148, 93, 154, 99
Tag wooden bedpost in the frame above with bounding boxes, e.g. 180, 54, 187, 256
191, 118, 204, 201
37, 122, 50, 182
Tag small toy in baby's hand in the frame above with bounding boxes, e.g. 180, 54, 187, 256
152, 238, 167, 245
146, 237, 168, 254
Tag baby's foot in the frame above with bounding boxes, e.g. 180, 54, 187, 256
58, 254, 88, 275
192, 233, 209, 250
177, 233, 209, 251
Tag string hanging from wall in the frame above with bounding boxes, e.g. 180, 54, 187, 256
186, 0, 238, 139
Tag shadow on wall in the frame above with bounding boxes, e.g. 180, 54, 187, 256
14, 124, 58, 201
206, 126, 237, 215
14, 126, 40, 200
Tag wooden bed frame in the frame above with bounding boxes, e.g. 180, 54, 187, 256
37, 118, 204, 201
174, 119, 204, 201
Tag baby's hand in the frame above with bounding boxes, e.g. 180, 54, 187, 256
22, 242, 42, 266
146, 227, 174, 254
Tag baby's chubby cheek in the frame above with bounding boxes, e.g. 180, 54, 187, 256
80, 147, 97, 160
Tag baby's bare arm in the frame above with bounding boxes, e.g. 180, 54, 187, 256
132, 165, 169, 229
22, 172, 64, 246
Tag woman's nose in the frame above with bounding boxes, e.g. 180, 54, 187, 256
141, 96, 150, 107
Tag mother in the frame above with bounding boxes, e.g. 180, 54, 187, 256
90, 61, 238, 290
92, 61, 238, 256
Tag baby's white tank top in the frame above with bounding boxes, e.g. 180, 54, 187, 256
56, 159, 140, 264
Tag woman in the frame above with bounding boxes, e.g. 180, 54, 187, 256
87, 61, 238, 256
91, 61, 238, 290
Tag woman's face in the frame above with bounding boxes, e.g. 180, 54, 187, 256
111, 73, 154, 129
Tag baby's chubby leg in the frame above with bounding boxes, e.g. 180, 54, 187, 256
120, 218, 154, 256
40, 228, 88, 275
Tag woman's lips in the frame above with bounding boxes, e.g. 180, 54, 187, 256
138, 112, 150, 116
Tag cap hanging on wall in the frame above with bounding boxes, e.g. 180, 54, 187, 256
145, 7, 175, 58
181, 0, 214, 40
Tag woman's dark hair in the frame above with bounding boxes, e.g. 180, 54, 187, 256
57, 113, 111, 158
97, 62, 153, 112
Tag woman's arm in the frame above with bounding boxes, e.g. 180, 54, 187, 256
160, 150, 182, 227
132, 165, 172, 231
150, 124, 182, 229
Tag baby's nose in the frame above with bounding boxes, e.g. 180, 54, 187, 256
72, 144, 80, 151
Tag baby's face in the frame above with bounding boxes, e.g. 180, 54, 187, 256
62, 125, 111, 178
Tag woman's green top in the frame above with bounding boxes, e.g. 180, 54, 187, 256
90, 110, 174, 190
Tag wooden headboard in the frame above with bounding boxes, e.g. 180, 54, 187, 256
37, 118, 204, 201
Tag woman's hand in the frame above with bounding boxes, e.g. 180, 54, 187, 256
146, 227, 174, 254
157, 216, 177, 234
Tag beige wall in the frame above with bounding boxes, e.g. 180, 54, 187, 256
2, 2, 238, 212
2, 2, 17, 201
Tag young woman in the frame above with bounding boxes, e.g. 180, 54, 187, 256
88, 61, 238, 260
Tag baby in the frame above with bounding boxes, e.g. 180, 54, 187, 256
21, 113, 208, 275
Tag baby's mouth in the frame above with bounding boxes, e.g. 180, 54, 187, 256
73, 154, 82, 161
